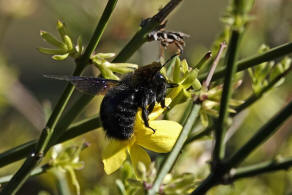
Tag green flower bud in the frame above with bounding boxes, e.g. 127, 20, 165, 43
200, 109, 209, 127
95, 62, 120, 80
76, 36, 83, 55
173, 57, 181, 83
127, 179, 142, 187
205, 108, 218, 117
229, 99, 244, 107
203, 100, 218, 110
38, 47, 68, 55
108, 63, 138, 74
52, 53, 69, 60
71, 162, 85, 170
181, 59, 189, 74
181, 69, 199, 89
282, 57, 291, 70
162, 174, 172, 184
40, 31, 66, 49
95, 53, 116, 59
64, 35, 73, 51
56, 20, 68, 41
136, 161, 147, 180
192, 79, 202, 90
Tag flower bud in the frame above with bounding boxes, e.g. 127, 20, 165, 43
40, 31, 66, 49
52, 53, 69, 60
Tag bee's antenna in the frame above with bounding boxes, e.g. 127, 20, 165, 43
152, 54, 180, 79
160, 54, 179, 70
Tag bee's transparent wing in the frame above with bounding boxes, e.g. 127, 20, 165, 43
44, 75, 120, 95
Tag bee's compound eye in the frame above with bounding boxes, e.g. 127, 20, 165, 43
155, 73, 165, 81
153, 73, 166, 85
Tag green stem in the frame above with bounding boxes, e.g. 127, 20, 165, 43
54, 170, 72, 195
47, 95, 94, 148
0, 115, 100, 168
227, 157, 292, 182
147, 104, 201, 195
213, 30, 241, 163
198, 42, 292, 81
77, 0, 118, 66
226, 99, 292, 168
233, 66, 292, 115
191, 173, 217, 195
0, 1, 118, 194
113, 0, 183, 62
0, 164, 51, 184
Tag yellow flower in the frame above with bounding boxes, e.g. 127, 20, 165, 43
102, 98, 183, 176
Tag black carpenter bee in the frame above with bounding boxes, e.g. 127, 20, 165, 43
45, 57, 178, 140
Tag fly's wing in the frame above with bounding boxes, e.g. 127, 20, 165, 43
44, 75, 120, 95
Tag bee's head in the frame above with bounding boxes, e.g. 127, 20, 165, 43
151, 54, 179, 88
152, 71, 178, 89
152, 71, 167, 85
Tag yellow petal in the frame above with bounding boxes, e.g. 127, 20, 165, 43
102, 139, 129, 175
135, 120, 182, 153
128, 144, 151, 178
148, 98, 171, 120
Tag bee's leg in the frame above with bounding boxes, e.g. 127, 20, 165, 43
161, 98, 171, 110
158, 95, 170, 110
160, 98, 166, 108
141, 104, 156, 134
148, 102, 155, 113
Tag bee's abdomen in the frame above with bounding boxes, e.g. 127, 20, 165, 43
100, 88, 138, 140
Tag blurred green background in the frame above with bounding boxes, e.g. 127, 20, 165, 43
0, 0, 292, 194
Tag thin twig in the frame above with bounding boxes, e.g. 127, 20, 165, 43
212, 31, 241, 164
147, 104, 201, 195
0, 164, 51, 184
226, 99, 292, 168
227, 157, 292, 183
203, 42, 227, 88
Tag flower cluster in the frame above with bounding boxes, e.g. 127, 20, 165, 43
248, 44, 291, 94
91, 53, 138, 80
49, 142, 88, 195
39, 20, 83, 60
